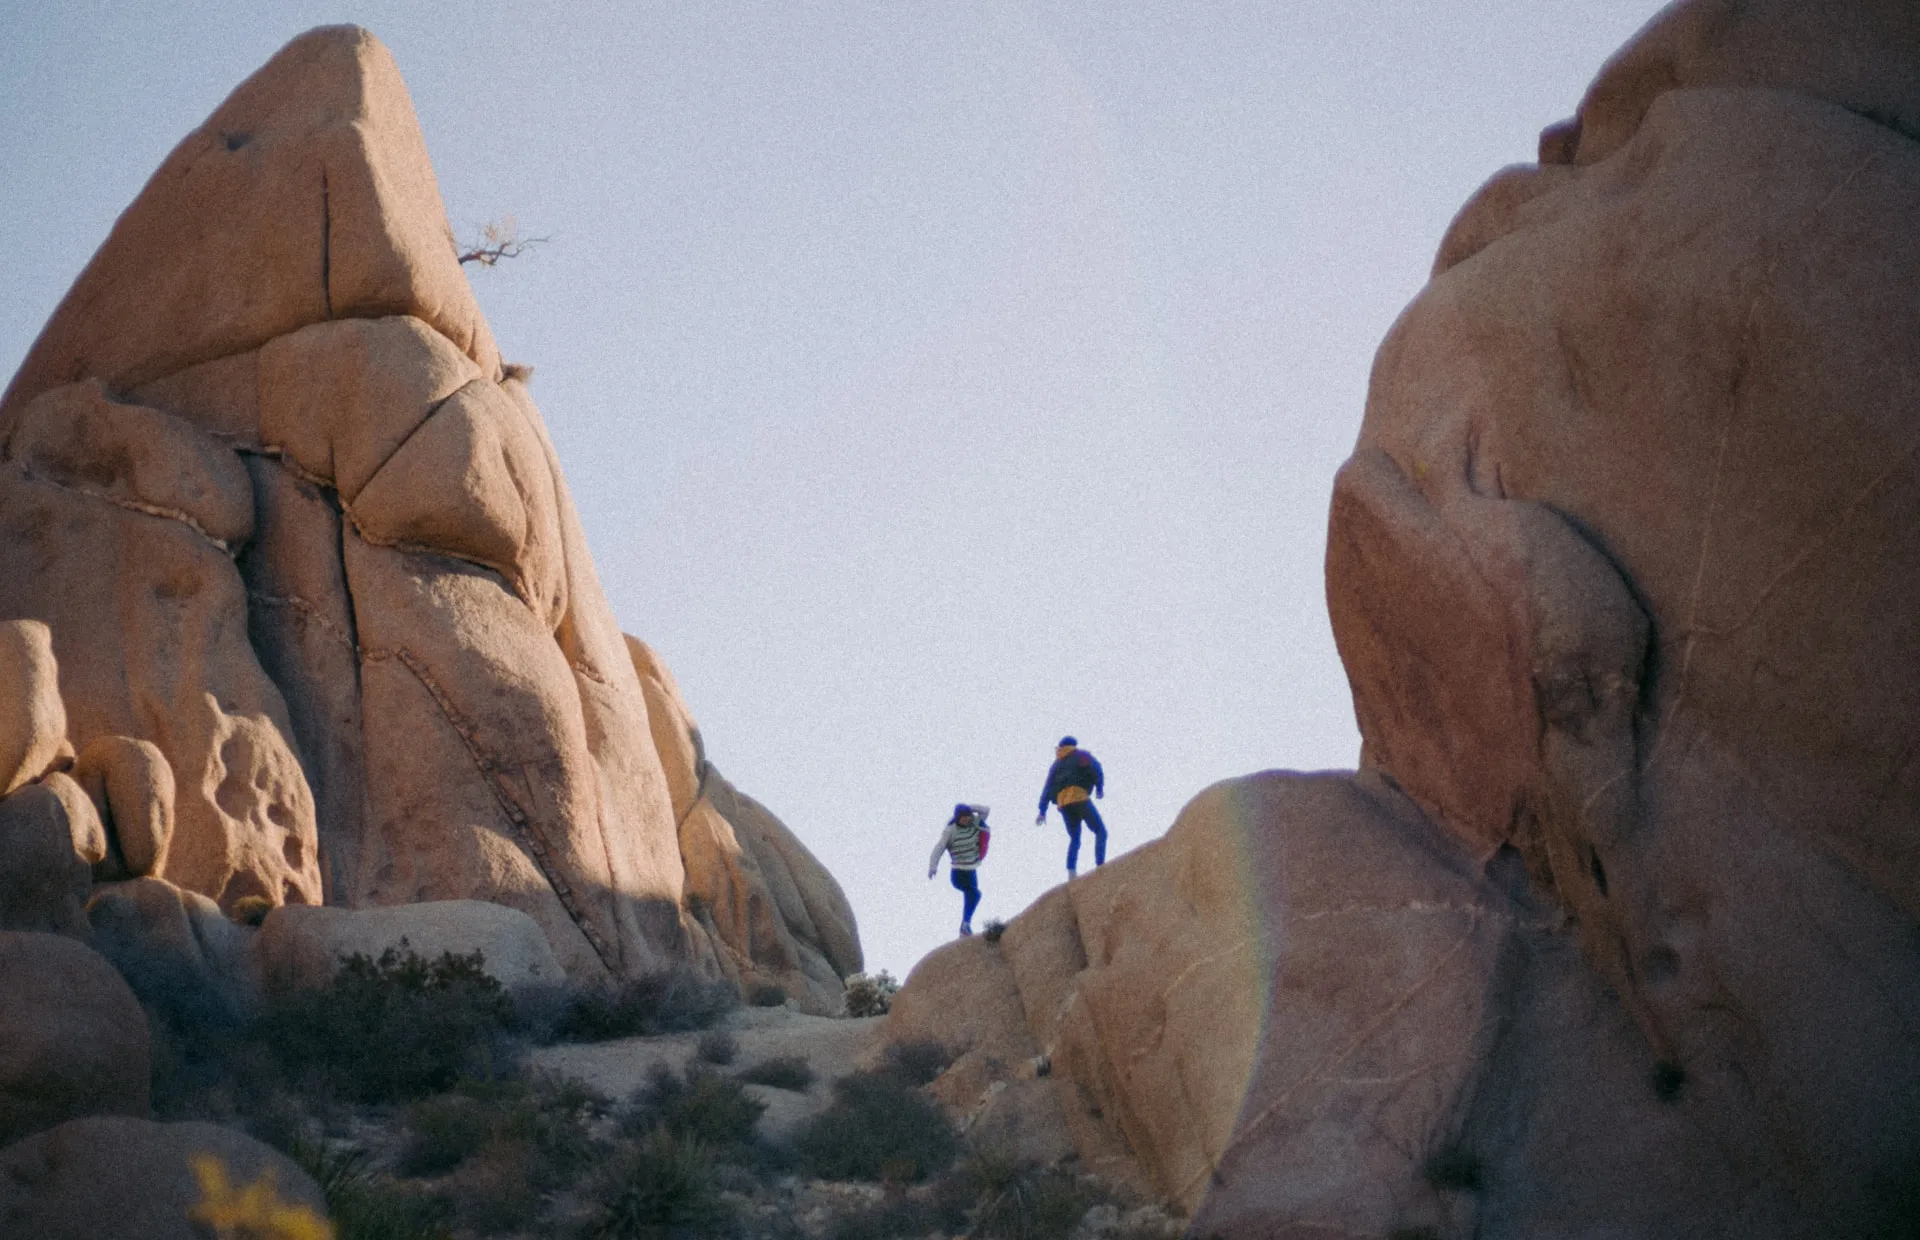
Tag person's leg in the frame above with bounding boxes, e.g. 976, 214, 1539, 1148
950, 869, 980, 931
1082, 800, 1108, 866
1062, 806, 1084, 874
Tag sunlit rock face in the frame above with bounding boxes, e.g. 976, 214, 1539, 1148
0, 26, 860, 1004
890, 1, 1920, 1234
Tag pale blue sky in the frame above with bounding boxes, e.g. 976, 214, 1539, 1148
2, 2, 1665, 978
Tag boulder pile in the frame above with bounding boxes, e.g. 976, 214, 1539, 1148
884, 2, 1920, 1235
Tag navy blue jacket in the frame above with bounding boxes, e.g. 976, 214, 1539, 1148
1038, 749, 1104, 815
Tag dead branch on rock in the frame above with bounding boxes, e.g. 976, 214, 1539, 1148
456, 215, 548, 267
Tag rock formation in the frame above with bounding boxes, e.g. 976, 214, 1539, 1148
884, 2, 1920, 1235
0, 27, 859, 1006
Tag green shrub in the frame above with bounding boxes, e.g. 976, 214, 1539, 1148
546, 969, 738, 1043
963, 1148, 1096, 1240
627, 1064, 766, 1148
260, 949, 517, 1104
290, 1138, 453, 1240
737, 1055, 815, 1092
749, 982, 789, 1008
583, 1128, 732, 1240
696, 1029, 739, 1066
794, 1070, 958, 1182
879, 1038, 952, 1087
841, 971, 898, 1018
402, 1074, 605, 1181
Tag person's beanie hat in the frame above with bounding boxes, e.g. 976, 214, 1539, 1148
1058, 736, 1078, 748
952, 803, 973, 821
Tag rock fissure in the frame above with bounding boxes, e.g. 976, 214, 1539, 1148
319, 170, 332, 320
245, 592, 358, 654
11, 462, 233, 555
364, 643, 617, 972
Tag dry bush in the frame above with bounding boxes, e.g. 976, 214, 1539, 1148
737, 1055, 815, 1092
582, 1128, 732, 1240
794, 1070, 958, 1182
625, 1064, 766, 1150
543, 968, 738, 1044
841, 971, 898, 1018
260, 949, 518, 1104
878, 1038, 952, 1087
697, 1029, 739, 1066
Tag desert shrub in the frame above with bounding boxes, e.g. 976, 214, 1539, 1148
260, 949, 517, 1104
794, 1070, 958, 1182
583, 1128, 732, 1240
879, 1038, 952, 1087
627, 1064, 766, 1148
749, 982, 789, 1008
400, 1093, 493, 1176
401, 1074, 605, 1181
983, 919, 1008, 944
697, 1029, 739, 1066
842, 971, 898, 1018
963, 1148, 1097, 1240
737, 1055, 815, 1092
545, 968, 738, 1043
291, 1139, 453, 1240
442, 1136, 544, 1234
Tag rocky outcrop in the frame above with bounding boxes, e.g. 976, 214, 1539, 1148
887, 1, 1920, 1234
0, 27, 858, 999
0, 932, 150, 1147
0, 1116, 327, 1240
629, 636, 863, 1012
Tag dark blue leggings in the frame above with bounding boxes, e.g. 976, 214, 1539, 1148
950, 868, 981, 923
1061, 801, 1107, 871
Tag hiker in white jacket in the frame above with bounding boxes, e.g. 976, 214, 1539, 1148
928, 803, 989, 937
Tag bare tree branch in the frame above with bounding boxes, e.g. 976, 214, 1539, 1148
456, 215, 549, 267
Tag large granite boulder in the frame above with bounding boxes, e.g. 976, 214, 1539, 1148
887, 1, 1920, 1234
0, 621, 67, 798
0, 25, 860, 999
86, 878, 258, 1032
0, 932, 150, 1146
0, 782, 97, 937
251, 899, 564, 1001
0, 1116, 327, 1240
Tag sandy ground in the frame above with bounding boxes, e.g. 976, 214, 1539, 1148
527, 1007, 887, 1139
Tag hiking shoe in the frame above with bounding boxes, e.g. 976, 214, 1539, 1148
959, 922, 973, 937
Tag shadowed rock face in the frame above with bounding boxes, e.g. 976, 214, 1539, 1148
888, 2, 1920, 1234
0, 26, 859, 1002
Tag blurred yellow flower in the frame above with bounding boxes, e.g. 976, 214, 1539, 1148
189, 1153, 334, 1240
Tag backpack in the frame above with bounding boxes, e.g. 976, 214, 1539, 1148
976, 823, 991, 861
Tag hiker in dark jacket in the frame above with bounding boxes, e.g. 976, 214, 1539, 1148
929, 803, 989, 937
1036, 736, 1106, 876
